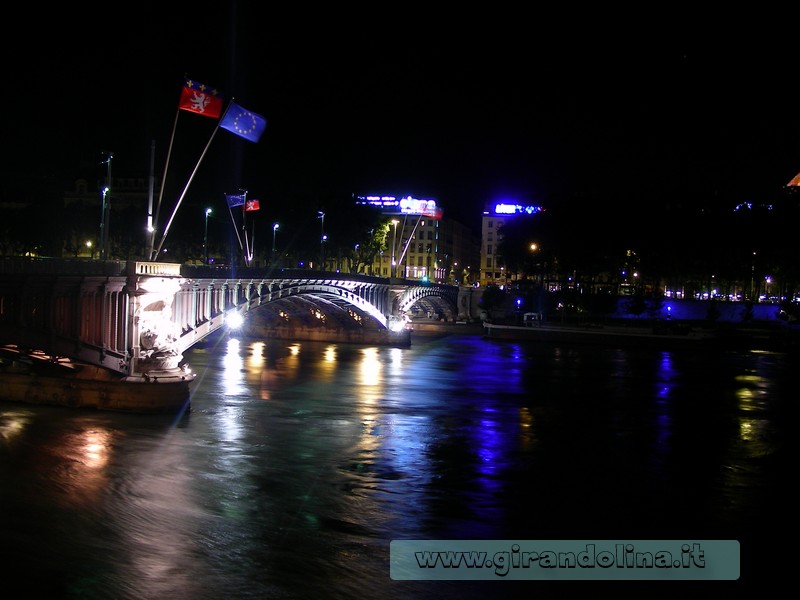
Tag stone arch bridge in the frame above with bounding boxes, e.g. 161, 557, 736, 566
0, 258, 468, 378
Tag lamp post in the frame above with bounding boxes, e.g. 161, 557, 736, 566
272, 222, 279, 253
391, 219, 399, 278
99, 151, 112, 260
318, 211, 325, 269
204, 207, 212, 264
100, 186, 109, 260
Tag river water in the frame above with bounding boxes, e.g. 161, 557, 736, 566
0, 330, 792, 598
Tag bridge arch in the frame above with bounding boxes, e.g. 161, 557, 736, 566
396, 284, 460, 321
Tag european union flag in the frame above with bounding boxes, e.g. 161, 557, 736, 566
225, 193, 245, 208
220, 101, 267, 143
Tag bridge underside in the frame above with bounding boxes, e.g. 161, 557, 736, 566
241, 293, 387, 332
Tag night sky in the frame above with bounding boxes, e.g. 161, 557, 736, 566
4, 7, 800, 238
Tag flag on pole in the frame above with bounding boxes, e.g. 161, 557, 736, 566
220, 101, 267, 142
245, 199, 260, 212
225, 193, 246, 208
178, 78, 224, 119
422, 206, 444, 220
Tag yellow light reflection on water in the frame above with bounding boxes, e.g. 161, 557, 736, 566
315, 344, 337, 379
53, 426, 114, 506
222, 338, 245, 396
518, 407, 536, 450
358, 347, 381, 387
80, 429, 111, 469
0, 410, 30, 443
356, 347, 384, 406
734, 371, 771, 452
285, 344, 301, 375
247, 342, 265, 371
387, 347, 404, 376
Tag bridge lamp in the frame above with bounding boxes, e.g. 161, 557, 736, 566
226, 312, 244, 330
204, 208, 213, 264
389, 317, 407, 332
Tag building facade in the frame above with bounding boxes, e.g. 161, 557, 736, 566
479, 202, 544, 287
357, 195, 480, 285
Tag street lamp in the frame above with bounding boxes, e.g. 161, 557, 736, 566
530, 242, 540, 284
100, 186, 109, 260
99, 151, 112, 260
204, 207, 212, 264
318, 211, 325, 269
272, 222, 279, 253
391, 219, 399, 278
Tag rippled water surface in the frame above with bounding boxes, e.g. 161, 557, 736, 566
0, 333, 793, 598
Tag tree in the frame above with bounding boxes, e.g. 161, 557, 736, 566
623, 290, 647, 319
478, 284, 506, 321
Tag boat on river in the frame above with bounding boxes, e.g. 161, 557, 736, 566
0, 345, 194, 413
482, 320, 719, 349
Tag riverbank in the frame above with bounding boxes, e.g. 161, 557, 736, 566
410, 316, 799, 352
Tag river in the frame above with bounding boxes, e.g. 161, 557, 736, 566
0, 330, 792, 598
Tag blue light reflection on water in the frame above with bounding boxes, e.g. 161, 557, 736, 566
0, 334, 794, 598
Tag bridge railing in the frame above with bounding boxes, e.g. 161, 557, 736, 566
0, 256, 128, 276
129, 262, 182, 277
179, 264, 391, 284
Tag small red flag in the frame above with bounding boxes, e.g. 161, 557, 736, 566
178, 78, 223, 119
245, 199, 260, 212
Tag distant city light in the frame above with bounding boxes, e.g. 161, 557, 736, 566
492, 203, 545, 215
354, 194, 442, 218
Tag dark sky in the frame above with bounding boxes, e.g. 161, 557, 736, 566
4, 7, 800, 237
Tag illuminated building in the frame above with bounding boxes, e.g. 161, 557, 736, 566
479, 202, 544, 287
354, 195, 479, 284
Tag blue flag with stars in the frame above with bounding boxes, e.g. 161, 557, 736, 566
225, 193, 245, 208
220, 101, 267, 143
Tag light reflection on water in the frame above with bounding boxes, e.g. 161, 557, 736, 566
0, 335, 793, 598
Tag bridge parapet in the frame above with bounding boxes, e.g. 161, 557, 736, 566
0, 256, 127, 276
130, 261, 182, 277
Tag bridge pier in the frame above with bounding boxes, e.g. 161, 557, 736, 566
128, 274, 186, 377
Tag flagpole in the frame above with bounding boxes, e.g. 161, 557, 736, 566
149, 85, 184, 261
243, 221, 255, 266
242, 190, 251, 266
152, 100, 233, 260
228, 202, 246, 256
146, 140, 156, 257
249, 221, 255, 265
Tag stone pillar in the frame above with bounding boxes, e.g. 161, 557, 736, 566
128, 275, 185, 376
